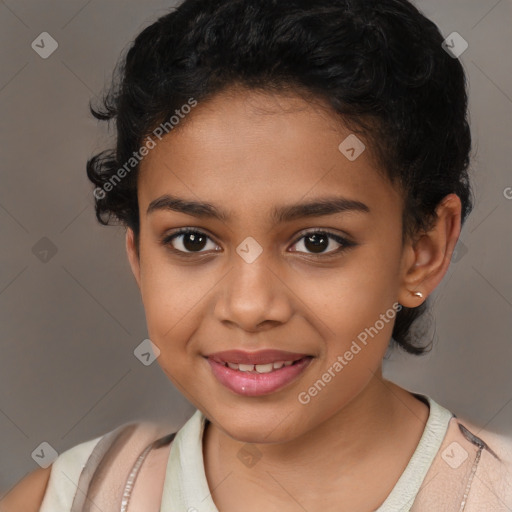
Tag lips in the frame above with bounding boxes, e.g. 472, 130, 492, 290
205, 349, 310, 365
206, 355, 313, 396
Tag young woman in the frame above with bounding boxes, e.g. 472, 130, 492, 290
3, 0, 511, 510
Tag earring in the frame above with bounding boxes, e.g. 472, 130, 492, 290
411, 291, 423, 298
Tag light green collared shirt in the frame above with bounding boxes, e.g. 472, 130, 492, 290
160, 394, 454, 511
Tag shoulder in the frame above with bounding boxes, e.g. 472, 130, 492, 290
410, 404, 512, 511
452, 414, 512, 469
24, 420, 173, 512
443, 415, 512, 510
0, 466, 52, 512
0, 432, 103, 512
0, 430, 101, 512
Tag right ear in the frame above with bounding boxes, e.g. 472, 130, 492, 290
126, 228, 141, 291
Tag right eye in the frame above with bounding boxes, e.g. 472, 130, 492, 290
161, 228, 221, 255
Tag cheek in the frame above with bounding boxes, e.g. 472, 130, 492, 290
138, 249, 212, 337
293, 251, 400, 341
295, 281, 397, 421
139, 263, 203, 395
290, 244, 401, 388
138, 270, 193, 367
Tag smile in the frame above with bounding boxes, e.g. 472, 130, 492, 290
218, 359, 296, 373
206, 355, 313, 396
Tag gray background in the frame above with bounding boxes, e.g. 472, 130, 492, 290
1, 0, 511, 496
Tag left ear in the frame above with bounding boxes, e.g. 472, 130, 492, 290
126, 227, 142, 291
397, 193, 462, 308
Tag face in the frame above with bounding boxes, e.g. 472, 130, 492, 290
126, 88, 426, 443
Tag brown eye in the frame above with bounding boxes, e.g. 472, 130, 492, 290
303, 232, 331, 253
162, 229, 220, 254
161, 228, 355, 258
289, 230, 355, 256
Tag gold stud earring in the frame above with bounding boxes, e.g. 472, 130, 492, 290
411, 291, 423, 298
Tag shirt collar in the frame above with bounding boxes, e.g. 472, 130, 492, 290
160, 394, 454, 512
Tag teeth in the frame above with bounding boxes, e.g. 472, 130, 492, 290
255, 363, 274, 373
222, 359, 301, 373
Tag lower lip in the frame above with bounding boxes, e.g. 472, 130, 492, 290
206, 356, 313, 397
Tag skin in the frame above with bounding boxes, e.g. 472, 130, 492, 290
125, 86, 461, 511
0, 466, 51, 512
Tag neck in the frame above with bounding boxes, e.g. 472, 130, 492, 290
203, 371, 429, 495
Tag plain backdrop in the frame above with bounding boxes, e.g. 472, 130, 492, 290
1, 0, 511, 495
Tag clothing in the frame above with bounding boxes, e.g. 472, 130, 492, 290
39, 393, 512, 511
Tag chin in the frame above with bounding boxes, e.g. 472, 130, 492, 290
212, 405, 306, 445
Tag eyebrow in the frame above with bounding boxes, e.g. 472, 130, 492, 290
146, 193, 370, 223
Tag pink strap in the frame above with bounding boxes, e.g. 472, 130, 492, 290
121, 432, 176, 512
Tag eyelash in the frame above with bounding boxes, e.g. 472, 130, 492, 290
160, 227, 356, 259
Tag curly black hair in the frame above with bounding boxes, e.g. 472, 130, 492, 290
86, 0, 473, 355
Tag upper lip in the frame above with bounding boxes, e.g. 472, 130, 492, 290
205, 349, 310, 365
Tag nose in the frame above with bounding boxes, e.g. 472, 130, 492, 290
213, 252, 293, 332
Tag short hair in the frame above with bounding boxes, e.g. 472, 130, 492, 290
87, 0, 473, 355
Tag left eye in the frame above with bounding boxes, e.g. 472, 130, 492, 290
290, 230, 352, 256
161, 228, 353, 256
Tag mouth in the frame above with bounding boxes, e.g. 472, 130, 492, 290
205, 354, 314, 397
211, 356, 305, 373
204, 348, 311, 366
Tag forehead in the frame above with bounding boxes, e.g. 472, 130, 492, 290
137, 89, 401, 224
